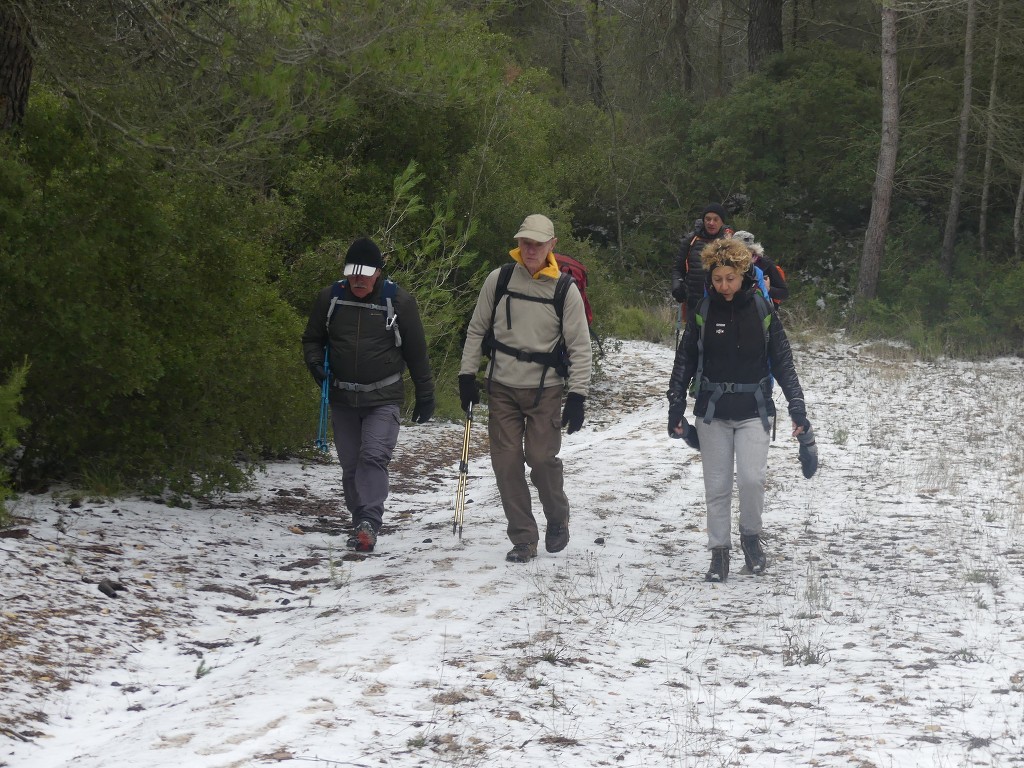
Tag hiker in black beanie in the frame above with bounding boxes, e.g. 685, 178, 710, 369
301, 237, 435, 554
670, 202, 734, 317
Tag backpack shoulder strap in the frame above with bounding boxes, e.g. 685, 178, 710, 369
325, 278, 402, 347
553, 272, 573, 327
494, 263, 515, 305
691, 295, 711, 397
489, 263, 516, 330
325, 280, 347, 330
381, 279, 401, 347
754, 292, 772, 343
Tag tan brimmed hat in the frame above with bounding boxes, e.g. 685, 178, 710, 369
514, 214, 555, 242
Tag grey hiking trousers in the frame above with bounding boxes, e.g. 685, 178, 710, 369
694, 416, 770, 549
330, 403, 401, 530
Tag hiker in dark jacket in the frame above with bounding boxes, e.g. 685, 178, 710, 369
731, 230, 789, 305
670, 202, 734, 313
301, 237, 435, 553
666, 238, 812, 583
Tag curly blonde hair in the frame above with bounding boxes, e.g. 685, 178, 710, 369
702, 238, 752, 275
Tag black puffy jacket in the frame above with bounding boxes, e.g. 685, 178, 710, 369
667, 276, 803, 423
670, 220, 732, 308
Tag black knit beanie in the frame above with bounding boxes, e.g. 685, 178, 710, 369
701, 202, 728, 222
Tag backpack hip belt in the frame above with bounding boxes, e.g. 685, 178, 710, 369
331, 372, 403, 392
699, 377, 772, 431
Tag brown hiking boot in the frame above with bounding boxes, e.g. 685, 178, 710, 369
505, 543, 537, 563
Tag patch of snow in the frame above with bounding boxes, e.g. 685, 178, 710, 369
2, 337, 1023, 768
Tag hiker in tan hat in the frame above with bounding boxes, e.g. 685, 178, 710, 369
459, 214, 593, 563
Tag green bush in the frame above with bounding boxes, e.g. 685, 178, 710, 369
604, 304, 674, 345
0, 361, 30, 523
0, 92, 311, 494
855, 241, 1024, 358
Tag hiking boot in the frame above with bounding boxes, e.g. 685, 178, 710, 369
741, 534, 767, 575
505, 543, 537, 563
545, 521, 569, 553
353, 521, 377, 553
705, 547, 730, 583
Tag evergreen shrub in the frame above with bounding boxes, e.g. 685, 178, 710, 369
0, 93, 311, 494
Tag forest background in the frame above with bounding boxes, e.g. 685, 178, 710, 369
1, 0, 1023, 508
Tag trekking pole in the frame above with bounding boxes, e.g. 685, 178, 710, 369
674, 303, 683, 348
453, 404, 473, 539
315, 349, 331, 453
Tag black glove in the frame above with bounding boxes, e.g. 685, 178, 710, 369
561, 392, 585, 435
412, 395, 435, 424
682, 421, 700, 451
797, 422, 818, 479
458, 374, 480, 411
309, 363, 327, 387
668, 399, 686, 439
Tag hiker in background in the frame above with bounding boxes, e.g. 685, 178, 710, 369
459, 214, 593, 563
670, 202, 735, 316
730, 230, 789, 305
666, 238, 813, 583
301, 237, 435, 553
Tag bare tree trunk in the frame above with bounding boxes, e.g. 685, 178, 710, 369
939, 0, 978, 276
715, 1, 726, 96
669, 0, 692, 93
792, 0, 801, 46
560, 7, 570, 89
1015, 166, 1024, 262
0, 5, 33, 131
590, 0, 605, 108
748, 0, 784, 72
978, 0, 1004, 256
858, 5, 899, 301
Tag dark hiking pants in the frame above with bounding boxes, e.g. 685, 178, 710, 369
330, 403, 401, 530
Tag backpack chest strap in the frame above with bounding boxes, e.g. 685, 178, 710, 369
328, 296, 402, 347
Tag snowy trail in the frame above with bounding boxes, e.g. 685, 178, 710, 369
3, 337, 1024, 768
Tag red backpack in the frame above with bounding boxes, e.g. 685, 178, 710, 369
554, 253, 593, 326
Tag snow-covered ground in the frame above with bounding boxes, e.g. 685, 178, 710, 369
3, 335, 1024, 768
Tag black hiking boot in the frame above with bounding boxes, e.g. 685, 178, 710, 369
705, 547, 730, 583
353, 521, 377, 553
505, 543, 537, 563
545, 521, 569, 553
741, 534, 767, 575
